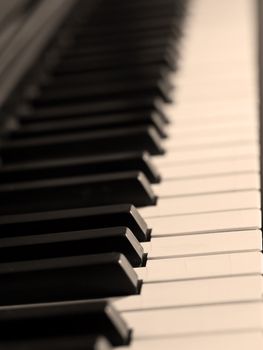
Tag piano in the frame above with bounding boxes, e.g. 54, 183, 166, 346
0, 0, 262, 349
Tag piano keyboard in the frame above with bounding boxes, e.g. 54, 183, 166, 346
0, 0, 262, 349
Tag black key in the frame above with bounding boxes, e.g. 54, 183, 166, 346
13, 110, 167, 138
1, 127, 164, 164
73, 18, 178, 40
39, 64, 170, 89
0, 226, 145, 267
17, 96, 165, 122
0, 171, 156, 214
26, 78, 171, 106
0, 252, 139, 305
61, 37, 175, 59
0, 151, 161, 184
0, 300, 129, 346
52, 49, 174, 75
0, 204, 150, 241
0, 336, 112, 350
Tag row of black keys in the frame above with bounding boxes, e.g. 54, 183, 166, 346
0, 207, 146, 348
0, 0, 186, 216
0, 0, 186, 348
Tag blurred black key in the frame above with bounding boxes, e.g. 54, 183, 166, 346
11, 110, 166, 138
0, 152, 161, 184
0, 252, 139, 305
39, 64, 170, 89
26, 78, 171, 106
0, 171, 156, 214
17, 96, 165, 122
0, 336, 112, 350
0, 204, 149, 241
1, 127, 164, 164
52, 49, 174, 75
0, 300, 129, 346
0, 226, 145, 267
61, 37, 175, 59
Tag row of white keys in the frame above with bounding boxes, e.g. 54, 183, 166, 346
118, 0, 263, 347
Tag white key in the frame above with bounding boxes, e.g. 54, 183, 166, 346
119, 332, 263, 350
153, 174, 260, 196
148, 209, 261, 236
154, 143, 259, 165
163, 133, 258, 149
167, 122, 258, 137
158, 157, 259, 179
143, 230, 262, 258
170, 84, 256, 102
123, 302, 263, 338
161, 100, 258, 122
135, 252, 263, 282
113, 275, 262, 311
139, 191, 260, 217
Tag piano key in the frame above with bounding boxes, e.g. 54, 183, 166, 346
12, 110, 167, 138
0, 336, 112, 350
26, 78, 171, 107
148, 208, 261, 236
40, 64, 169, 91
0, 300, 130, 346
161, 100, 258, 122
143, 230, 262, 258
0, 226, 144, 267
0, 252, 139, 305
152, 174, 260, 197
73, 16, 178, 38
52, 48, 175, 75
163, 132, 258, 149
135, 252, 262, 282
60, 37, 174, 61
171, 83, 256, 102
154, 143, 259, 165
140, 191, 260, 218
122, 301, 263, 338
119, 331, 263, 350
157, 157, 259, 179
1, 127, 164, 164
17, 96, 165, 122
0, 151, 161, 184
0, 204, 150, 241
0, 171, 156, 214
167, 120, 258, 135
113, 275, 262, 311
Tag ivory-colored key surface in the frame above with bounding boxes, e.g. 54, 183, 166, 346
142, 230, 262, 258
148, 209, 261, 236
163, 133, 258, 149
167, 122, 258, 137
159, 157, 259, 179
139, 191, 260, 218
113, 275, 262, 311
154, 143, 259, 165
153, 174, 260, 196
135, 252, 263, 282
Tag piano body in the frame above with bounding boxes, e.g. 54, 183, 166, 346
0, 0, 262, 349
